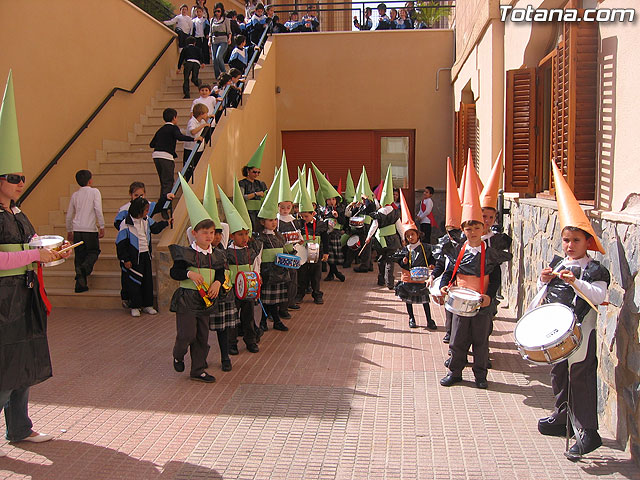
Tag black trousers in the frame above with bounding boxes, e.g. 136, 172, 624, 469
297, 262, 322, 301
356, 233, 372, 270
419, 223, 432, 243
73, 231, 100, 288
549, 329, 598, 430
176, 30, 189, 48
173, 311, 210, 377
195, 37, 210, 64
182, 149, 203, 184
122, 252, 154, 309
445, 308, 453, 335
279, 269, 298, 316
154, 158, 175, 216
183, 62, 201, 97
448, 305, 494, 382
229, 298, 257, 347
377, 248, 396, 287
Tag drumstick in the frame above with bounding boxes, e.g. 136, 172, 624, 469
551, 272, 599, 312
357, 239, 370, 257
56, 241, 84, 254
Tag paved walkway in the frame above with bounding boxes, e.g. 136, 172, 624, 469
1, 271, 638, 479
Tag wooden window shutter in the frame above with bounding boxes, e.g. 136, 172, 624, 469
505, 68, 536, 194
454, 102, 476, 183
551, 17, 598, 200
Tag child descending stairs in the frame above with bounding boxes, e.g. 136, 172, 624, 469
39, 64, 217, 309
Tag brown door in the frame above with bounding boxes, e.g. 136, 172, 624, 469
374, 130, 416, 208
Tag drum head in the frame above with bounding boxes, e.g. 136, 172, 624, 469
294, 244, 307, 265
29, 235, 64, 248
235, 273, 246, 299
449, 286, 482, 300
515, 303, 574, 348
347, 235, 359, 247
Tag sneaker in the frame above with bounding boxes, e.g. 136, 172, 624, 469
190, 372, 216, 383
142, 307, 158, 315
131, 309, 141, 317
173, 358, 185, 372
20, 432, 54, 443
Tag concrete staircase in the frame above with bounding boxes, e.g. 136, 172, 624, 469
40, 64, 217, 309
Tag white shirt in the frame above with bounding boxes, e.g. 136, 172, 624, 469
191, 241, 212, 255
164, 14, 193, 34
184, 117, 207, 152
192, 16, 207, 37
191, 96, 217, 116
66, 186, 105, 232
416, 198, 433, 224
464, 241, 485, 256
132, 217, 149, 253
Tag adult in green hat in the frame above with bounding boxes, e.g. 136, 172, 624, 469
239, 134, 268, 232
0, 71, 66, 448
367, 164, 402, 290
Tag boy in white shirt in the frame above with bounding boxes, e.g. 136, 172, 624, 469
191, 84, 218, 116
65, 170, 105, 293
164, 4, 193, 51
416, 186, 434, 243
183, 103, 212, 183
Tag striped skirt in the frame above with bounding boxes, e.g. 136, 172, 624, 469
260, 281, 289, 305
209, 292, 239, 331
395, 282, 430, 305
327, 231, 344, 265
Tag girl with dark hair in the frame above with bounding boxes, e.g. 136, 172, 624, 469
209, 2, 231, 78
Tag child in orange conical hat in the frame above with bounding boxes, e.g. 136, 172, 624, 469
439, 163, 512, 390
393, 189, 436, 330
535, 160, 610, 460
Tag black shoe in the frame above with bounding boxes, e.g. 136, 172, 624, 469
343, 262, 352, 269
426, 319, 437, 330
387, 284, 395, 290
440, 374, 463, 387
74, 285, 89, 293
273, 321, 289, 331
183, 94, 190, 99
442, 333, 450, 344
314, 297, 324, 305
259, 319, 268, 332
538, 416, 568, 437
335, 272, 345, 282
409, 318, 418, 328
280, 311, 292, 319
565, 429, 602, 461
191, 372, 216, 383
221, 359, 232, 372
306, 286, 312, 294
475, 379, 488, 389
229, 345, 239, 355
324, 274, 335, 282
288, 304, 300, 310
444, 357, 451, 368
173, 358, 185, 372
377, 277, 385, 286
353, 267, 368, 273
246, 343, 259, 353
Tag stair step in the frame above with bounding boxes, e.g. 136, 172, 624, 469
43, 270, 125, 290
90, 173, 160, 186
69, 184, 161, 196
47, 288, 125, 309
45, 253, 122, 272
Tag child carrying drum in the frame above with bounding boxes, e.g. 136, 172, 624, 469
534, 162, 610, 460
393, 190, 436, 330
255, 167, 293, 332
439, 165, 511, 390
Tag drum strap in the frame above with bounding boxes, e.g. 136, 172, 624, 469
408, 243, 428, 269
448, 242, 485, 294
304, 220, 317, 243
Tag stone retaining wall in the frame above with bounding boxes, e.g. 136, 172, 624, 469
503, 197, 640, 463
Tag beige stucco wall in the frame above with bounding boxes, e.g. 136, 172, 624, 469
273, 30, 455, 191
0, 0, 177, 228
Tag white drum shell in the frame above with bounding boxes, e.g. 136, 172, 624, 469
28, 235, 65, 267
444, 286, 483, 317
307, 243, 320, 264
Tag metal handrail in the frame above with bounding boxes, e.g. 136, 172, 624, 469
17, 36, 176, 206
162, 26, 270, 211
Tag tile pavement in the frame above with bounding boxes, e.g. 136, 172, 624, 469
0, 270, 638, 479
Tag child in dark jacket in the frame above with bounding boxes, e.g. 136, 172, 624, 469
116, 197, 169, 317
178, 36, 203, 98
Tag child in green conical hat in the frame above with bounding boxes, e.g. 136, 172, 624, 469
168, 173, 227, 382
255, 169, 293, 332
218, 184, 262, 354
239, 134, 268, 232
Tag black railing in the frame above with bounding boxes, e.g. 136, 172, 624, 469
270, 1, 454, 30
162, 26, 270, 211
17, 36, 176, 207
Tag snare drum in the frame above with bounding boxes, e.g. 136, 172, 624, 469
307, 243, 320, 264
28, 235, 65, 267
235, 271, 261, 300
346, 235, 361, 251
514, 303, 582, 364
349, 216, 365, 229
444, 286, 483, 317
410, 267, 430, 282
275, 253, 301, 269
